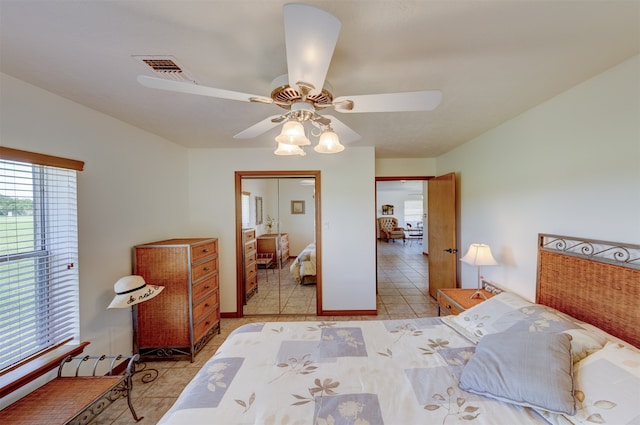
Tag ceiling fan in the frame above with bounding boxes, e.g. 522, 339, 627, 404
137, 3, 442, 153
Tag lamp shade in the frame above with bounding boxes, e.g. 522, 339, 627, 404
274, 121, 311, 146
274, 142, 306, 156
460, 243, 498, 266
107, 275, 164, 309
314, 129, 345, 153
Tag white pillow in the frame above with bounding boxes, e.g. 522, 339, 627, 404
536, 341, 640, 424
441, 292, 606, 362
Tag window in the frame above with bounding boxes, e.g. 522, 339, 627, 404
404, 199, 423, 226
241, 192, 251, 228
0, 148, 82, 371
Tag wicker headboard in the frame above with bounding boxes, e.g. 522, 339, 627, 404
536, 234, 640, 348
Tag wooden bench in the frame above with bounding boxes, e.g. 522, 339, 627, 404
0, 354, 141, 424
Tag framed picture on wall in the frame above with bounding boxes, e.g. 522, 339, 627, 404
291, 200, 305, 215
382, 204, 394, 215
255, 196, 263, 224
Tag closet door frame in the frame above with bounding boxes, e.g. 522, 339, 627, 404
234, 170, 322, 317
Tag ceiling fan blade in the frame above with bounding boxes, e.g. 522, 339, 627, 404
324, 115, 361, 143
283, 3, 341, 96
233, 115, 283, 139
333, 90, 443, 113
137, 75, 272, 103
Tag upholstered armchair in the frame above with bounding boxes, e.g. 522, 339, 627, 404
377, 217, 405, 243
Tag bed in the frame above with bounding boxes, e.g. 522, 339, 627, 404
290, 242, 317, 285
159, 234, 640, 425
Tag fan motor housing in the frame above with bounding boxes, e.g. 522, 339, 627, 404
270, 74, 333, 109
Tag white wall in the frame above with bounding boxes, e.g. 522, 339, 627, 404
437, 55, 640, 300
187, 147, 377, 313
1, 72, 191, 405
276, 178, 315, 255
241, 177, 315, 254
376, 158, 436, 176
376, 191, 424, 229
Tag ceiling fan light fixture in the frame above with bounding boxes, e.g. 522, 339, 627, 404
274, 142, 306, 156
314, 129, 344, 154
275, 121, 311, 146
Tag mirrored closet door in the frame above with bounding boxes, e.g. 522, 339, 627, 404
237, 172, 320, 316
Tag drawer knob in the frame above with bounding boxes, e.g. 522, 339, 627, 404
447, 304, 452, 309
204, 285, 210, 290
203, 267, 210, 271
203, 249, 209, 253
205, 303, 210, 308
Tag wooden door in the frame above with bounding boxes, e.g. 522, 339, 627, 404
427, 172, 458, 299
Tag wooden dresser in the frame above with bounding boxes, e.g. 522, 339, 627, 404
257, 233, 289, 268
242, 228, 258, 302
134, 238, 220, 361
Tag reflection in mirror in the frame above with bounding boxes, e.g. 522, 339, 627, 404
241, 177, 317, 316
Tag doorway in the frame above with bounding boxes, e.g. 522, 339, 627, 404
375, 177, 431, 314
375, 178, 428, 253
235, 171, 321, 317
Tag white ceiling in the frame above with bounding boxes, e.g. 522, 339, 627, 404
1, 1, 638, 158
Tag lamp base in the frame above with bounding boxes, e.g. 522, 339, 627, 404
469, 289, 487, 300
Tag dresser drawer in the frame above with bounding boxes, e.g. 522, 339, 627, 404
245, 263, 257, 281
246, 272, 257, 289
437, 291, 463, 315
245, 250, 257, 265
191, 240, 217, 263
193, 290, 219, 322
192, 258, 217, 282
192, 275, 218, 304
245, 239, 257, 253
243, 228, 256, 240
194, 307, 219, 342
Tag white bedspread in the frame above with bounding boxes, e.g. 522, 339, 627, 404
158, 318, 550, 425
290, 242, 316, 284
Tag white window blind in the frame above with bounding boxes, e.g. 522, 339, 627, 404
241, 192, 250, 228
0, 158, 80, 370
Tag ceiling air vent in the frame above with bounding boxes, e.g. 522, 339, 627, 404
133, 55, 196, 83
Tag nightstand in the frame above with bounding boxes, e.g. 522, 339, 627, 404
437, 288, 494, 316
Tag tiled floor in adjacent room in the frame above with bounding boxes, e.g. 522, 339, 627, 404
93, 240, 436, 424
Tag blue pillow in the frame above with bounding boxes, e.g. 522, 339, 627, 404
459, 332, 576, 415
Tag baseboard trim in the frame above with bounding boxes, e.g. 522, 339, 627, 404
320, 309, 378, 316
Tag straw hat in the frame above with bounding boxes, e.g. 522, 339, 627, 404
108, 275, 164, 309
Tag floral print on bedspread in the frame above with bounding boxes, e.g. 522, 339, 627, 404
437, 346, 476, 379
499, 305, 579, 333
319, 327, 368, 358
405, 366, 484, 423
313, 393, 384, 425
176, 357, 244, 409
276, 341, 325, 365
382, 317, 442, 332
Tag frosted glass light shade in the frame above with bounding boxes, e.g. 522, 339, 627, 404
275, 121, 311, 146
314, 129, 344, 153
274, 142, 306, 156
460, 243, 498, 266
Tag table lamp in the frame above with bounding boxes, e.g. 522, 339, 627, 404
460, 243, 498, 300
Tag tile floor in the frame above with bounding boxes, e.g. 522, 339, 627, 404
93, 240, 436, 424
